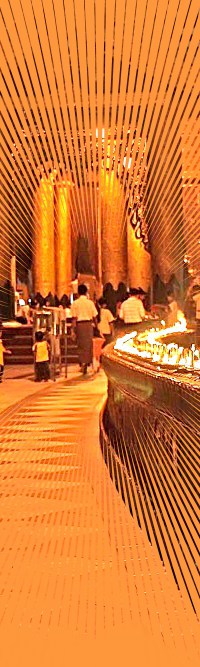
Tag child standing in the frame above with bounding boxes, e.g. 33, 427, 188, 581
32, 330, 50, 382
0, 330, 12, 382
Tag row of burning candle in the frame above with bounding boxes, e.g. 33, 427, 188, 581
114, 324, 200, 370
131, 340, 200, 369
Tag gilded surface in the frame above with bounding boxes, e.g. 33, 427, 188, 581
55, 185, 72, 297
101, 342, 199, 621
101, 172, 127, 288
33, 176, 55, 295
127, 221, 151, 290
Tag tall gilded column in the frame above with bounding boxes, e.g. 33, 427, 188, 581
33, 175, 55, 295
101, 171, 127, 288
55, 184, 72, 298
127, 221, 151, 290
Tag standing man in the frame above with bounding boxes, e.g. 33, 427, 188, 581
71, 284, 98, 375
119, 287, 145, 330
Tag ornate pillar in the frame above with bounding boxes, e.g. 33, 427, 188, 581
127, 221, 151, 290
55, 184, 71, 298
101, 171, 127, 288
33, 175, 55, 295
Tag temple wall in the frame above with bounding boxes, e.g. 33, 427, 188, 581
147, 145, 185, 291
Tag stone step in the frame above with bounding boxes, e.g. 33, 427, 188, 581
2, 325, 79, 364
6, 353, 79, 365
2, 326, 33, 337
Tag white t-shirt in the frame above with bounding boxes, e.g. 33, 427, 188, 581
98, 307, 114, 335
71, 295, 97, 321
119, 297, 145, 323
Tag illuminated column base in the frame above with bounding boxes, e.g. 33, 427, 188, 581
55, 184, 71, 298
33, 175, 55, 296
127, 222, 151, 290
101, 171, 127, 289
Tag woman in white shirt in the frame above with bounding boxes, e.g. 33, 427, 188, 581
98, 297, 114, 346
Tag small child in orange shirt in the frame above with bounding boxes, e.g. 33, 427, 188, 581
0, 330, 12, 382
32, 331, 50, 382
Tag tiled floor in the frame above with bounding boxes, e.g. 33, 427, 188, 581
0, 365, 76, 414
0, 370, 199, 666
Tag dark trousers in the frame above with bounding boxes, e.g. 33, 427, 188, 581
76, 321, 93, 366
0, 365, 4, 382
35, 361, 50, 381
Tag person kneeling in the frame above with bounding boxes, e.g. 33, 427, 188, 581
32, 331, 50, 382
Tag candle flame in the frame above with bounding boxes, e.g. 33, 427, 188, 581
114, 318, 200, 371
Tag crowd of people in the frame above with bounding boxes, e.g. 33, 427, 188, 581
14, 291, 71, 325
1, 275, 200, 380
